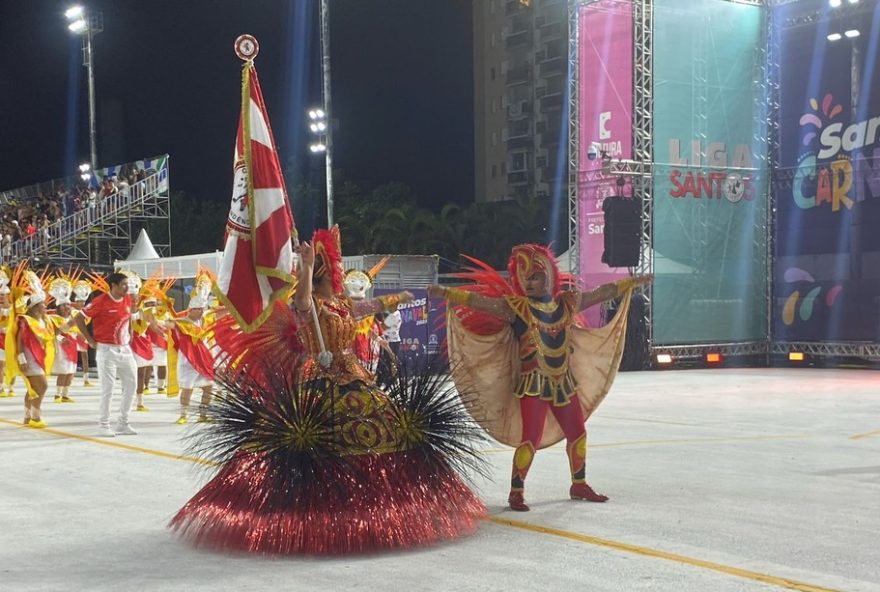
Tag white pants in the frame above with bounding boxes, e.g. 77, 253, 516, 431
96, 343, 137, 428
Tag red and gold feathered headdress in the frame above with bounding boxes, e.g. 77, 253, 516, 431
311, 225, 343, 295
507, 243, 566, 296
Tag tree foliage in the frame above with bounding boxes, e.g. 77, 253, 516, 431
167, 176, 568, 269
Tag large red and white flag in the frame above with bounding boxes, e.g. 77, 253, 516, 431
216, 37, 295, 332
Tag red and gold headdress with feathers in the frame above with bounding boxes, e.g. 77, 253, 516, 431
311, 225, 344, 295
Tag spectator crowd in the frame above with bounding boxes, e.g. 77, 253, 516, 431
0, 166, 149, 261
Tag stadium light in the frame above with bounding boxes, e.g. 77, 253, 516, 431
844, 29, 860, 38
788, 352, 805, 362
706, 353, 722, 364
65, 5, 103, 173
827, 32, 843, 41
655, 354, 673, 365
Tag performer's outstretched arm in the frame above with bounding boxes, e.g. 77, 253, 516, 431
352, 291, 414, 319
427, 285, 515, 322
577, 275, 652, 312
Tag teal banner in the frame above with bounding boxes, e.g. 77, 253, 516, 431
652, 0, 769, 344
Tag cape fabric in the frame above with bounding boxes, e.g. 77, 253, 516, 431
446, 290, 632, 449
167, 318, 215, 396
6, 315, 56, 397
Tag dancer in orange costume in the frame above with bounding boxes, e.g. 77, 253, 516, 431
6, 266, 56, 428
47, 274, 87, 404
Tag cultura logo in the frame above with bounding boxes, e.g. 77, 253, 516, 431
781, 266, 843, 326
793, 93, 880, 212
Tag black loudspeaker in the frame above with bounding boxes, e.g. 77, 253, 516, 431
601, 195, 641, 268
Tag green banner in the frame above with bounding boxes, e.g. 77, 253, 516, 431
652, 0, 768, 344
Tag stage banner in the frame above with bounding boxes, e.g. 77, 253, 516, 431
773, 0, 880, 343
576, 0, 634, 327
373, 288, 447, 363
652, 0, 769, 344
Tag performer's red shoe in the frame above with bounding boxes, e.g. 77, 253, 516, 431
507, 491, 530, 512
570, 482, 609, 503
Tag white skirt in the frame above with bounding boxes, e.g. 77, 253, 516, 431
53, 354, 77, 376
134, 352, 153, 368
152, 346, 167, 365
22, 349, 45, 377
177, 355, 211, 389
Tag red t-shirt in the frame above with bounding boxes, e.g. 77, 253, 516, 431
82, 293, 133, 345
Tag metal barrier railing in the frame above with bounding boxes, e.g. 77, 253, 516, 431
3, 171, 164, 263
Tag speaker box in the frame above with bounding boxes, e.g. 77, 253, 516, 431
602, 196, 641, 268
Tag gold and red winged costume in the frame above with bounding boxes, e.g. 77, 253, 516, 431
445, 253, 633, 449
171, 228, 485, 556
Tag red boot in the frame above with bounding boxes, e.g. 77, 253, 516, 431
570, 482, 609, 503
508, 490, 530, 511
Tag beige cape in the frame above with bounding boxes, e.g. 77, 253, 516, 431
447, 290, 632, 449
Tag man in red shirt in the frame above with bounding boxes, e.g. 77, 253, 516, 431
75, 272, 138, 437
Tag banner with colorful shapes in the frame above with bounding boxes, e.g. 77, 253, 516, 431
773, 0, 880, 342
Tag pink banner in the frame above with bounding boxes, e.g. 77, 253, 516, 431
577, 0, 634, 326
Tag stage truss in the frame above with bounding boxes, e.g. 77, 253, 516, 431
567, 0, 877, 364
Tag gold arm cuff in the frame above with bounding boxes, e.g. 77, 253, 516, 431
445, 287, 472, 307
377, 293, 403, 312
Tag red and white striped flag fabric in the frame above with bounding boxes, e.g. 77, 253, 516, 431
215, 53, 295, 332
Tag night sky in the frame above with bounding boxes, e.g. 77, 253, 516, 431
0, 0, 474, 212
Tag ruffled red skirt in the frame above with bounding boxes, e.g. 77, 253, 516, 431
169, 450, 486, 555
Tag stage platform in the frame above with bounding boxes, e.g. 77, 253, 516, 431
2, 368, 878, 592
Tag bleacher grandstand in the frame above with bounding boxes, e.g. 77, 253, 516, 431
0, 155, 171, 267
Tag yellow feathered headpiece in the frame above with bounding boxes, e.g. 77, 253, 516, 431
343, 255, 391, 299
11, 263, 47, 312
48, 276, 74, 306
189, 268, 214, 309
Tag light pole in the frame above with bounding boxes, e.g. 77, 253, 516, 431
308, 107, 334, 226
318, 0, 334, 227
66, 5, 103, 173
79, 162, 92, 184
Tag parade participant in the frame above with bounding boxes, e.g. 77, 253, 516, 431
342, 257, 390, 375
157, 272, 215, 424
74, 272, 139, 437
127, 275, 156, 412
6, 267, 55, 428
171, 226, 487, 555
47, 276, 85, 404
0, 267, 14, 398
148, 281, 174, 395
71, 279, 94, 387
429, 244, 652, 511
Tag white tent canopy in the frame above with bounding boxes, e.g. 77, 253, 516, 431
126, 229, 161, 261
115, 251, 223, 280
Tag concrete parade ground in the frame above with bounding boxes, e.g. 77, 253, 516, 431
1, 367, 878, 592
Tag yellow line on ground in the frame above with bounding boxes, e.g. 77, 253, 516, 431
480, 433, 812, 455
488, 516, 842, 592
0, 415, 843, 591
0, 417, 217, 467
599, 414, 699, 427
849, 429, 880, 440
